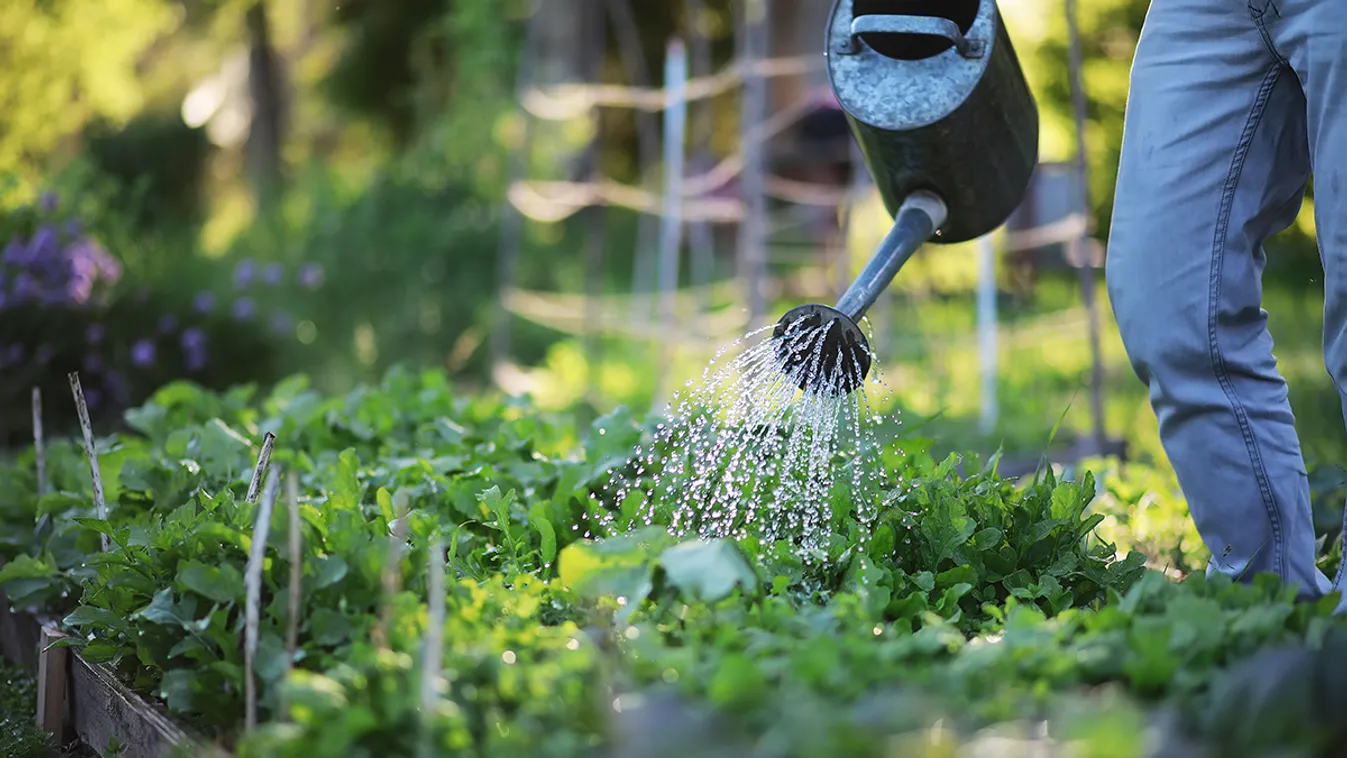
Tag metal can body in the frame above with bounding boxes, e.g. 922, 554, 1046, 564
826, 0, 1039, 244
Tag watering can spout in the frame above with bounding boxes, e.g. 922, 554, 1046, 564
772, 192, 947, 397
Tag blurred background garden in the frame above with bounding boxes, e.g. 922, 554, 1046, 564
2, 0, 1344, 574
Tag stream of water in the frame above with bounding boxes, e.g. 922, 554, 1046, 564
586, 316, 897, 562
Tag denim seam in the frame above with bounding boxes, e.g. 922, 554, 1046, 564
1254, 21, 1289, 67
1208, 63, 1287, 580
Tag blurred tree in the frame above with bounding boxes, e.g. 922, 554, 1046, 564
82, 111, 215, 234
0, 0, 180, 201
321, 0, 456, 147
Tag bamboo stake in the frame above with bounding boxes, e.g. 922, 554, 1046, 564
31, 387, 46, 498
67, 373, 107, 552
417, 535, 446, 758
373, 490, 411, 649
32, 387, 50, 535
279, 470, 301, 721
246, 432, 277, 504
244, 466, 281, 733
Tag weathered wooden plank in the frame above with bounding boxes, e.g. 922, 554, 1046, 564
68, 653, 232, 758
36, 624, 70, 744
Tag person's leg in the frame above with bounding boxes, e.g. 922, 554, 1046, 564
1106, 0, 1332, 598
1262, 0, 1347, 609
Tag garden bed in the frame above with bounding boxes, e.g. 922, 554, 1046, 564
2, 367, 1346, 757
1, 586, 226, 758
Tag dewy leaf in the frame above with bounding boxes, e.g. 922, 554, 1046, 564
659, 539, 758, 603
176, 561, 245, 605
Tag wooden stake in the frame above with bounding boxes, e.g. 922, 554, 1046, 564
67, 373, 108, 552
373, 491, 411, 649
244, 466, 280, 732
246, 432, 277, 504
32, 387, 46, 498
417, 535, 446, 758
36, 624, 69, 743
32, 387, 50, 535
279, 470, 301, 721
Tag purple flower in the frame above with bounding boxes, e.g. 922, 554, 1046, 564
12, 273, 37, 303
263, 262, 284, 286
29, 226, 58, 259
38, 192, 58, 214
298, 263, 324, 290
2, 239, 24, 265
233, 259, 256, 289
181, 327, 207, 350
131, 339, 156, 368
157, 314, 178, 334
85, 323, 105, 344
231, 297, 255, 321
64, 219, 82, 238
181, 327, 208, 370
193, 292, 216, 313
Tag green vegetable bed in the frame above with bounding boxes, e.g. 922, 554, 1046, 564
2, 367, 1346, 758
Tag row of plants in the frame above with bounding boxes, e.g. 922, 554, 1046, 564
1, 367, 1346, 757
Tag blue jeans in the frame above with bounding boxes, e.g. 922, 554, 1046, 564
1106, 0, 1346, 608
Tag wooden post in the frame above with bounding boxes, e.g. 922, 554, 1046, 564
581, 0, 608, 415
67, 372, 108, 553
654, 37, 689, 409
36, 624, 69, 744
977, 233, 1000, 435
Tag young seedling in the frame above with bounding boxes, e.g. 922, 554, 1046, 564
245, 466, 281, 732
67, 372, 108, 552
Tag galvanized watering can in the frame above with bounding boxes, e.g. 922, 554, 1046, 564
773, 0, 1039, 396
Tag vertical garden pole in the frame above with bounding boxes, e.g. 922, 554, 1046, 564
655, 37, 689, 408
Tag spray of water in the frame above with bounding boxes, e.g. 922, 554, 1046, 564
585, 316, 898, 564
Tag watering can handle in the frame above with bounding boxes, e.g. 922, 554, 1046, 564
843, 15, 985, 58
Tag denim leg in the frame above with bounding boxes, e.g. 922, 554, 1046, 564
1261, 0, 1347, 610
1106, 0, 1333, 599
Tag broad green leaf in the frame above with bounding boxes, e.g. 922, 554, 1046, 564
659, 539, 757, 603
314, 555, 349, 590
176, 561, 245, 605
329, 449, 363, 510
